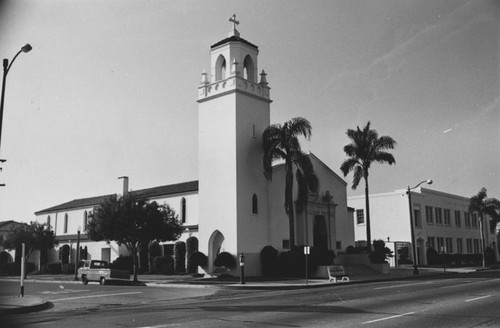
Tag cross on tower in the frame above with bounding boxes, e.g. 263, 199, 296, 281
229, 14, 239, 35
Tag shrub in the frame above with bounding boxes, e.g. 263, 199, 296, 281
485, 247, 495, 265
260, 246, 279, 276
214, 252, 236, 269
186, 237, 199, 274
110, 255, 134, 273
62, 263, 75, 274
189, 251, 208, 269
426, 248, 439, 265
369, 240, 392, 264
152, 256, 174, 275
149, 242, 162, 273
277, 248, 316, 277
174, 241, 186, 274
47, 262, 63, 274
311, 247, 335, 266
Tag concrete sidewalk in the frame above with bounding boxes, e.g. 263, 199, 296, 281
0, 266, 484, 314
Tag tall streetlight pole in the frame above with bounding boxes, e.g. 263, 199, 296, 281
0, 44, 32, 155
407, 179, 433, 275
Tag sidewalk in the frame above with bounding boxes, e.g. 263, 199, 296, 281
0, 266, 485, 314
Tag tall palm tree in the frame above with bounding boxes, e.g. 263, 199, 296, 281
340, 121, 396, 253
469, 187, 500, 267
262, 117, 317, 248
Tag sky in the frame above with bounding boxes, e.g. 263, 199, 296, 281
0, 0, 498, 223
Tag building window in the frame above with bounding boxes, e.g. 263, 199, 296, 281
455, 210, 461, 227
437, 237, 444, 253
445, 238, 453, 253
181, 198, 186, 224
444, 209, 451, 226
466, 239, 473, 253
414, 208, 422, 228
425, 206, 433, 224
47, 215, 51, 229
435, 208, 443, 225
336, 241, 342, 250
457, 238, 463, 254
215, 55, 226, 81
464, 212, 471, 228
282, 239, 290, 250
252, 194, 258, 214
64, 213, 68, 233
473, 239, 480, 254
427, 236, 435, 250
471, 213, 478, 228
356, 209, 365, 225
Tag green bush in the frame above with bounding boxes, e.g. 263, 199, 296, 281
152, 256, 174, 275
46, 262, 63, 274
189, 251, 208, 268
110, 255, 134, 273
369, 240, 393, 264
174, 241, 186, 274
260, 246, 278, 276
149, 242, 162, 273
186, 237, 199, 274
214, 252, 236, 269
426, 248, 439, 265
277, 248, 316, 277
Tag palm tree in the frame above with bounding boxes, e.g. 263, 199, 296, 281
262, 117, 317, 248
340, 121, 396, 253
469, 188, 500, 267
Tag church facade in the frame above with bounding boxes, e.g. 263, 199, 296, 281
34, 21, 354, 276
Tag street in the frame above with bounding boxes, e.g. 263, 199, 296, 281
3, 271, 500, 327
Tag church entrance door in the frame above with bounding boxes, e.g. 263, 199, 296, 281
313, 215, 328, 250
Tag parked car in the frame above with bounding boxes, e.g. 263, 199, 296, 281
78, 260, 130, 285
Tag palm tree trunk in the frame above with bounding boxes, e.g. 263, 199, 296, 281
364, 178, 372, 253
285, 163, 295, 248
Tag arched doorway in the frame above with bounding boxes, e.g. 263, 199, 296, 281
208, 230, 225, 272
313, 215, 328, 250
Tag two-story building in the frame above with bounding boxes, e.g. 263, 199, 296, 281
348, 187, 499, 266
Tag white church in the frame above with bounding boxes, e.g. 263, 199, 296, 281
34, 19, 355, 276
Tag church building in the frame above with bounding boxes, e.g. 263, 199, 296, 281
34, 18, 354, 276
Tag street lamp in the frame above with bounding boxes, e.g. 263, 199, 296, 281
0, 43, 32, 155
407, 179, 433, 275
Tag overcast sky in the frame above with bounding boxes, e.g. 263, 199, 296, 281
0, 0, 498, 222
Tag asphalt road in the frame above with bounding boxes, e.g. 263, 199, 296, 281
3, 271, 500, 327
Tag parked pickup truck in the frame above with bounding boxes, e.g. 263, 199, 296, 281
78, 260, 130, 285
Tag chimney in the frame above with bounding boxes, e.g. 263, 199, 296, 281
118, 176, 129, 196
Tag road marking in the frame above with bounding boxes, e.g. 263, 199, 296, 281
41, 289, 89, 295
51, 291, 142, 302
465, 295, 491, 302
362, 312, 415, 324
374, 282, 432, 290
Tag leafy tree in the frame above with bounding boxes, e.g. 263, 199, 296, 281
87, 193, 183, 282
2, 222, 58, 277
340, 121, 396, 252
469, 187, 500, 266
262, 117, 318, 247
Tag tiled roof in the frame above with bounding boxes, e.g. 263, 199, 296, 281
35, 180, 199, 215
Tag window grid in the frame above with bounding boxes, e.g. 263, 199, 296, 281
435, 208, 443, 225
425, 206, 434, 224
455, 210, 461, 227
356, 209, 365, 225
444, 209, 451, 225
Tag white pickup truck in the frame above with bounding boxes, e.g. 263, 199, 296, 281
78, 260, 131, 285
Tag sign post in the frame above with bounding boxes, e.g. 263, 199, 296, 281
20, 243, 25, 297
304, 246, 310, 285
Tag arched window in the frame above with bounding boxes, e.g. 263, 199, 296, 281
181, 197, 186, 223
252, 194, 258, 214
64, 214, 68, 233
215, 55, 226, 81
243, 55, 255, 82
83, 211, 88, 232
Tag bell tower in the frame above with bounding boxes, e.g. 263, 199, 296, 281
197, 16, 272, 275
